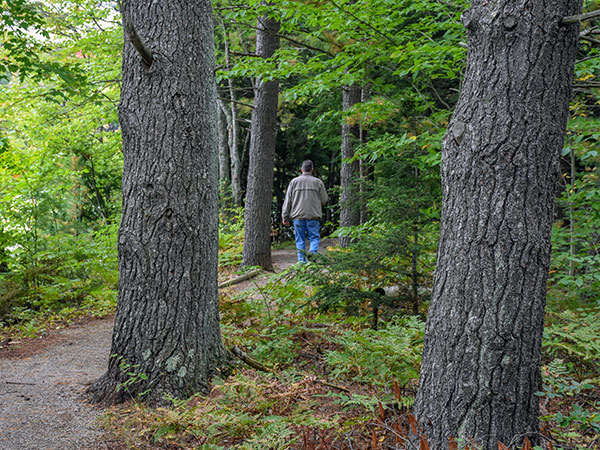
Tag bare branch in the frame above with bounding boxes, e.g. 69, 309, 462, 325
580, 35, 600, 46
561, 9, 600, 25
573, 80, 600, 88
576, 53, 600, 64
229, 346, 272, 372
221, 19, 333, 56
231, 51, 261, 58
325, 0, 398, 47
219, 97, 254, 108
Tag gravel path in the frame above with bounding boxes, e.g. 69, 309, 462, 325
0, 317, 114, 450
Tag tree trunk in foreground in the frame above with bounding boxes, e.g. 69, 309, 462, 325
414, 1, 581, 448
242, 12, 280, 270
339, 84, 361, 248
90, 0, 226, 404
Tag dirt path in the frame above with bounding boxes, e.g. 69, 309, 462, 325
0, 240, 332, 450
0, 317, 115, 450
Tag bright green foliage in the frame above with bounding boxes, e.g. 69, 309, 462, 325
214, 0, 463, 231
218, 207, 245, 268
0, 223, 118, 327
324, 316, 423, 387
543, 307, 600, 374
0, 0, 88, 92
0, 0, 121, 327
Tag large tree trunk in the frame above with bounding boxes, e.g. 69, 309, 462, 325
339, 84, 361, 248
90, 0, 226, 404
242, 11, 280, 270
413, 1, 581, 448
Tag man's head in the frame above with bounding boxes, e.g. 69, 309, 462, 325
301, 160, 314, 173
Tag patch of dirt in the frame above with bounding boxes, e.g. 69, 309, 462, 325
0, 316, 113, 360
0, 316, 114, 450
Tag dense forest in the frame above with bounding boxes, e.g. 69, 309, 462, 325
1, 0, 599, 449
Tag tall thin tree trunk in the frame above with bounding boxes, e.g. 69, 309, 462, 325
217, 101, 230, 197
569, 147, 576, 276
220, 23, 242, 207
242, 10, 280, 270
359, 85, 371, 225
411, 223, 419, 315
413, 2, 582, 448
90, 0, 226, 404
339, 84, 361, 248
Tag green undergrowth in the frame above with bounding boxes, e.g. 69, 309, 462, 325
0, 225, 118, 339
539, 295, 600, 448
101, 259, 600, 450
103, 267, 425, 449
218, 206, 245, 270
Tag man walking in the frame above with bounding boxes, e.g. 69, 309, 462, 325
282, 160, 328, 262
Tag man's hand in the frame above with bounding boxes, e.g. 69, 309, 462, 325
283, 220, 290, 226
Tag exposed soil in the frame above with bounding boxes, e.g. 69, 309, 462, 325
0, 316, 116, 450
0, 241, 333, 450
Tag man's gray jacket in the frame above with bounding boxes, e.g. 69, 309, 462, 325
282, 173, 328, 222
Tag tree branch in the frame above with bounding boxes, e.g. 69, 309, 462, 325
325, 0, 398, 47
573, 80, 600, 88
221, 19, 333, 56
124, 20, 153, 67
576, 53, 600, 64
229, 346, 272, 372
231, 51, 261, 58
561, 9, 600, 25
580, 35, 600, 46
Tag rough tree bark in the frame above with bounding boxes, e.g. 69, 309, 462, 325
339, 84, 361, 248
413, 1, 582, 448
89, 0, 226, 404
242, 10, 280, 270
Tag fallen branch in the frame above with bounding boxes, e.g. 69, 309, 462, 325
229, 347, 350, 392
229, 346, 272, 372
315, 378, 350, 393
218, 268, 263, 289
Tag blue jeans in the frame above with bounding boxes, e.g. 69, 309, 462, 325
293, 219, 320, 262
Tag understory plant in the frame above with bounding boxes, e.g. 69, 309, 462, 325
104, 268, 425, 449
0, 222, 118, 330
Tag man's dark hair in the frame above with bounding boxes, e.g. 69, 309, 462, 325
302, 160, 314, 173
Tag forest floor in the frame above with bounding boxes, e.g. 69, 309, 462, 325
0, 241, 323, 450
